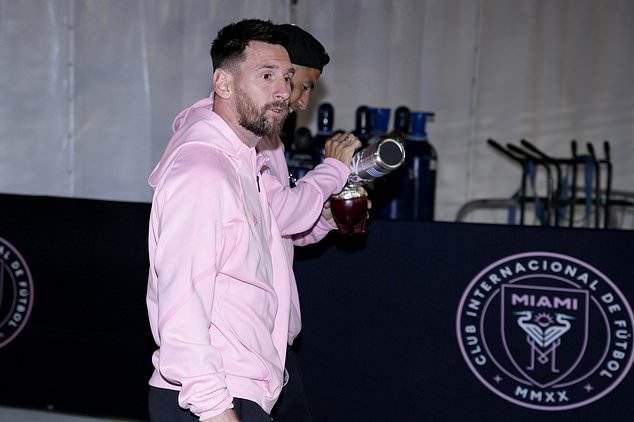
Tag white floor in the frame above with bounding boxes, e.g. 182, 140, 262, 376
0, 407, 142, 422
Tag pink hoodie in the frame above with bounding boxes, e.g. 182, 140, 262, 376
146, 96, 293, 419
257, 136, 350, 341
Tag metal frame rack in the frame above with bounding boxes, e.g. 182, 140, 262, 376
456, 139, 634, 229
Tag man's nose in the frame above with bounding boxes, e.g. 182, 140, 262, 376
274, 77, 291, 101
296, 92, 310, 111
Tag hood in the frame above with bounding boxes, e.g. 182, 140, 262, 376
148, 94, 250, 188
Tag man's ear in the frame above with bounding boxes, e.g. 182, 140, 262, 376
213, 68, 233, 99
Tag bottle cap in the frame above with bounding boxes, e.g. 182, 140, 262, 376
369, 107, 390, 134
410, 112, 435, 141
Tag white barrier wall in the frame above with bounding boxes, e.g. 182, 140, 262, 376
1, 0, 633, 222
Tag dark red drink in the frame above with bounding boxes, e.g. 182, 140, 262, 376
331, 185, 368, 235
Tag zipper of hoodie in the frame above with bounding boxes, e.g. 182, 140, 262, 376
254, 154, 274, 232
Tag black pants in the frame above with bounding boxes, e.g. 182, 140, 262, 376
148, 386, 272, 422
270, 345, 313, 422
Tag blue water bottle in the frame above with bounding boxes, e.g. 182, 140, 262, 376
313, 103, 334, 165
366, 107, 390, 144
407, 111, 437, 221
373, 106, 412, 219
393, 106, 411, 137
352, 105, 372, 147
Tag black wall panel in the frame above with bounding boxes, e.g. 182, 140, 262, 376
0, 194, 632, 421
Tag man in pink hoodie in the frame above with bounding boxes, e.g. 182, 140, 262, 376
147, 19, 302, 422
259, 25, 362, 422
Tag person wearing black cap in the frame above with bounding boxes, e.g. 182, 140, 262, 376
256, 24, 362, 422
148, 19, 297, 422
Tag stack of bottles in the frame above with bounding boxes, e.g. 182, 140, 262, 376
283, 103, 437, 222
371, 107, 437, 221
355, 105, 438, 222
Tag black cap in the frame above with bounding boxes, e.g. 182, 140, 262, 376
277, 24, 330, 72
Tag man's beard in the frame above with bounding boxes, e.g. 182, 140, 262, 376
236, 87, 288, 137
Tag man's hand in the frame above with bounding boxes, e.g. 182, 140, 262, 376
322, 199, 336, 228
202, 409, 239, 422
323, 132, 362, 167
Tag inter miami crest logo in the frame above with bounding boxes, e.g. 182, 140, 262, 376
0, 237, 34, 349
456, 252, 634, 411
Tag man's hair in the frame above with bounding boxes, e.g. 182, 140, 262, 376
277, 24, 330, 72
210, 18, 288, 70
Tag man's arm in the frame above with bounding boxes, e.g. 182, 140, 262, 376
153, 148, 235, 420
290, 199, 336, 245
262, 133, 360, 238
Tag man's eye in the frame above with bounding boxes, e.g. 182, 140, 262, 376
262, 73, 272, 80
285, 76, 292, 83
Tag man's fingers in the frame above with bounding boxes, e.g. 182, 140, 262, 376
322, 132, 362, 164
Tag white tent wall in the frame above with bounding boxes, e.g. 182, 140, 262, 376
0, 0, 291, 202
294, 0, 482, 219
1, 0, 632, 222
